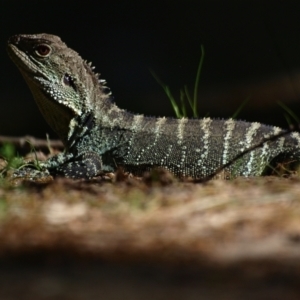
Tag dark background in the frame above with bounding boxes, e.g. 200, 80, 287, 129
1, 0, 300, 138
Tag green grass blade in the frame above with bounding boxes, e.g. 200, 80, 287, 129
283, 113, 295, 130
278, 101, 300, 124
231, 96, 250, 119
165, 86, 182, 118
184, 85, 194, 113
193, 45, 205, 118
150, 69, 182, 118
180, 90, 187, 117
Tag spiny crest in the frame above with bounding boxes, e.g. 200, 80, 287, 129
83, 59, 112, 96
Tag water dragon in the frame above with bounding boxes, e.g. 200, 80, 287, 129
7, 33, 300, 180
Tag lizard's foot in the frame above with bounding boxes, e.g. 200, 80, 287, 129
11, 167, 53, 183
53, 151, 103, 179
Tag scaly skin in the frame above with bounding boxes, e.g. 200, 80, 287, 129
7, 34, 300, 179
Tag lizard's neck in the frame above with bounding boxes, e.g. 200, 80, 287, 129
93, 91, 144, 131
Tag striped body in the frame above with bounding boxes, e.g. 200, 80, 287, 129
95, 110, 300, 178
7, 34, 300, 179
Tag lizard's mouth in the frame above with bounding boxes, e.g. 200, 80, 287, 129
7, 44, 36, 74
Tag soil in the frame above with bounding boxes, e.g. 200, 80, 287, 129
0, 169, 300, 299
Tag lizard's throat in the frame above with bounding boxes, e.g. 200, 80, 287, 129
31, 87, 75, 144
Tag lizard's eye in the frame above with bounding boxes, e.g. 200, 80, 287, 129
35, 44, 51, 57
63, 73, 77, 91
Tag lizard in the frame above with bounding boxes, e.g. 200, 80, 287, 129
6, 33, 300, 180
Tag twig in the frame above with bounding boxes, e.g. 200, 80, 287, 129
0, 135, 63, 154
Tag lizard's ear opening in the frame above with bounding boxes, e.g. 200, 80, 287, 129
63, 73, 77, 91
34, 44, 52, 57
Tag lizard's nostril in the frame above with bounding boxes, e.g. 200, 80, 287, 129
8, 35, 21, 45
8, 35, 20, 45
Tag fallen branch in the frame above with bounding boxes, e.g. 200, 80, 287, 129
0, 135, 63, 154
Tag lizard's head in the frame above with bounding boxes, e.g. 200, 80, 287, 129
7, 33, 110, 141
